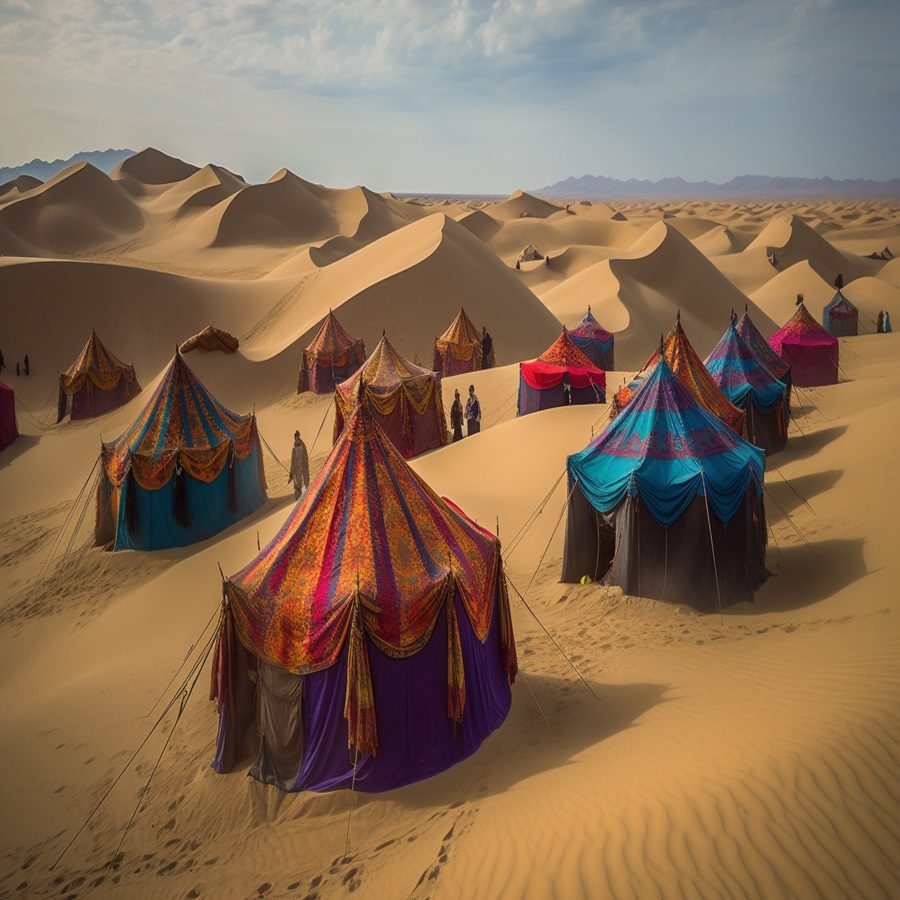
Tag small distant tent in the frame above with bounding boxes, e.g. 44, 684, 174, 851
562, 356, 768, 611
569, 306, 614, 370
210, 402, 517, 791
334, 335, 447, 458
769, 301, 838, 387
95, 352, 267, 551
297, 310, 366, 394
0, 381, 17, 451
613, 315, 746, 435
517, 329, 606, 416
179, 325, 240, 354
735, 308, 792, 399
822, 290, 859, 337
433, 308, 491, 376
519, 244, 543, 262
57, 330, 141, 422
705, 318, 789, 454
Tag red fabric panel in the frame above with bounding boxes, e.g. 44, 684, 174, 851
520, 361, 606, 391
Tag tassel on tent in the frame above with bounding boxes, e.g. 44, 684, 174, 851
124, 467, 139, 537
344, 598, 377, 758
445, 582, 467, 724
496, 565, 518, 682
173, 457, 191, 528
227, 445, 238, 514
209, 599, 236, 714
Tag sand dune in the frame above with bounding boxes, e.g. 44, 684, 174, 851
111, 147, 200, 191
0, 163, 144, 256
145, 164, 247, 218
487, 188, 563, 221
0, 174, 42, 205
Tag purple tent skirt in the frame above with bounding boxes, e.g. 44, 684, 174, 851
517, 380, 605, 416
213, 590, 512, 793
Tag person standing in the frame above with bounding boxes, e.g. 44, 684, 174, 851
23, 354, 29, 376
562, 371, 572, 406
877, 310, 885, 333
885, 311, 893, 333
16, 361, 20, 377
465, 384, 481, 436
288, 430, 310, 500
481, 326, 493, 370
450, 389, 464, 442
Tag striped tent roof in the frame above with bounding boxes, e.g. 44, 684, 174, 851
304, 310, 365, 364
60, 330, 137, 393
735, 310, 791, 385
436, 307, 481, 351
770, 302, 838, 353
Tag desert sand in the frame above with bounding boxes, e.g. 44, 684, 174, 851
0, 149, 898, 898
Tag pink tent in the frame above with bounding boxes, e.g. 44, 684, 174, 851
0, 381, 18, 451
769, 302, 838, 387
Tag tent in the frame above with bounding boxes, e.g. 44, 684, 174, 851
179, 325, 240, 354
613, 315, 746, 435
95, 352, 267, 551
705, 318, 789, 454
297, 310, 366, 394
210, 402, 517, 792
562, 356, 768, 611
735, 308, 792, 399
769, 302, 839, 387
570, 307, 614, 371
520, 244, 543, 261
822, 289, 859, 337
334, 335, 447, 458
0, 381, 17, 452
517, 329, 606, 416
57, 330, 141, 422
433, 307, 494, 375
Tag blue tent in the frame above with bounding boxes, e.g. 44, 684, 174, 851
562, 356, 768, 610
95, 353, 267, 551
705, 320, 789, 454
569, 307, 614, 370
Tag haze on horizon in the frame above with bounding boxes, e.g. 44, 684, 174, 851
2, 0, 899, 192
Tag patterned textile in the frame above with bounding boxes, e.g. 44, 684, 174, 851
735, 311, 792, 388
100, 352, 262, 490
704, 322, 788, 412
520, 329, 607, 391
57, 330, 141, 421
614, 318, 745, 435
333, 335, 447, 458
179, 325, 239, 354
0, 380, 17, 451
433, 308, 487, 374
225, 403, 516, 754
298, 311, 366, 393
769, 303, 839, 387
822, 290, 859, 337
569, 357, 765, 528
570, 308, 615, 370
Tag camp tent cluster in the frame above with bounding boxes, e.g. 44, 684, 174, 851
95, 352, 267, 551
211, 402, 517, 791
57, 330, 141, 423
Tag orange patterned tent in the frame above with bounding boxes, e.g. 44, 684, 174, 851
297, 310, 366, 394
614, 315, 746, 435
334, 335, 447, 458
179, 325, 239, 354
433, 307, 493, 375
57, 330, 141, 422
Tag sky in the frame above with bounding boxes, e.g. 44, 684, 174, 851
1, 0, 899, 192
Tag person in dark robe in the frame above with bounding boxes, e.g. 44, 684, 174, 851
23, 354, 29, 375
545, 255, 550, 267
450, 389, 464, 442
16, 362, 20, 377
877, 311, 885, 333
562, 370, 572, 406
515, 259, 520, 270
288, 430, 310, 500
885, 311, 893, 333
481, 326, 493, 370
465, 384, 481, 436
834, 273, 844, 289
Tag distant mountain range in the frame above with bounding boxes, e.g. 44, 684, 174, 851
534, 173, 900, 200
0, 149, 135, 184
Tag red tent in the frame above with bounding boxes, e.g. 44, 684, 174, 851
298, 310, 366, 394
769, 302, 838, 387
518, 330, 606, 416
0, 381, 17, 451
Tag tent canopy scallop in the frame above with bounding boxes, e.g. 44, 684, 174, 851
179, 324, 240, 354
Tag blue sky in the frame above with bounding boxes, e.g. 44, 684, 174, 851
1, 0, 898, 191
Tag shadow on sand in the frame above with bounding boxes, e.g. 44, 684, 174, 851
0, 432, 41, 467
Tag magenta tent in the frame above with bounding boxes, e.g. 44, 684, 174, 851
0, 381, 17, 451
769, 302, 838, 387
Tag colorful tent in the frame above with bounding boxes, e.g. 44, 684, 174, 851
562, 356, 768, 611
570, 307, 614, 370
0, 381, 17, 452
769, 302, 839, 387
180, 325, 240, 354
735, 308, 792, 396
822, 289, 859, 337
334, 335, 447, 458
297, 310, 366, 394
613, 316, 746, 435
517, 329, 606, 416
95, 352, 267, 551
57, 330, 141, 422
211, 403, 517, 792
433, 307, 494, 375
705, 318, 789, 454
